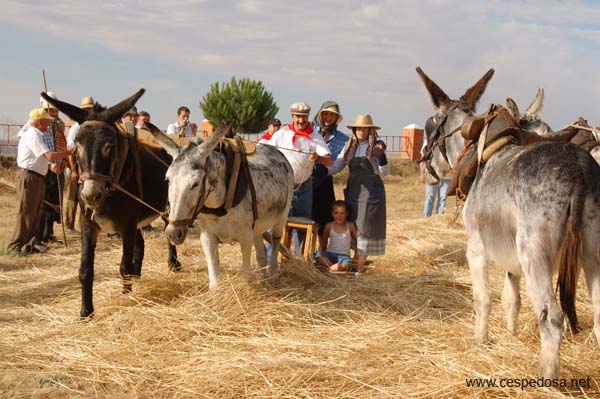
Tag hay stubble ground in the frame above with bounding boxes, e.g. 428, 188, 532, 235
0, 157, 599, 398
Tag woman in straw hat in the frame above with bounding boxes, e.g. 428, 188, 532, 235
329, 114, 390, 271
311, 101, 349, 237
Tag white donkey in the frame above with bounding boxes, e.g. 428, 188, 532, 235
417, 66, 600, 379
147, 124, 293, 288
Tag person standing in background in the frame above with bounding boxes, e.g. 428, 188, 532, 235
311, 101, 348, 237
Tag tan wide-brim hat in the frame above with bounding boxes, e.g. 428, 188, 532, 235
80, 96, 95, 110
347, 114, 380, 130
319, 104, 343, 124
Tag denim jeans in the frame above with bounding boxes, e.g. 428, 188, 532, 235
423, 178, 451, 218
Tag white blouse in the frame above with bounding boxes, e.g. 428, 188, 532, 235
329, 140, 390, 177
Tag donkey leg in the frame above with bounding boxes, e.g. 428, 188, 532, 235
268, 220, 285, 285
582, 240, 600, 348
132, 228, 144, 277
120, 224, 138, 294
167, 243, 181, 271
164, 219, 182, 271
253, 234, 268, 283
467, 231, 491, 344
200, 230, 220, 290
80, 208, 99, 319
502, 271, 521, 335
519, 242, 562, 379
238, 236, 254, 282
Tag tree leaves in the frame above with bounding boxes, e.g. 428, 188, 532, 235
200, 77, 279, 134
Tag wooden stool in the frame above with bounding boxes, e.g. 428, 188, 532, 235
281, 217, 319, 261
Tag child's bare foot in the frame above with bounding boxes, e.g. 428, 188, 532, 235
329, 263, 348, 272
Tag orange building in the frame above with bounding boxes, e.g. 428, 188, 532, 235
200, 119, 214, 139
401, 123, 424, 161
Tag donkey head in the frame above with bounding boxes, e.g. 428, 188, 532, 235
416, 67, 494, 180
146, 122, 231, 245
41, 89, 145, 209
506, 88, 553, 135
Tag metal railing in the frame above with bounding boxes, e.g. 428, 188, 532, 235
0, 123, 22, 155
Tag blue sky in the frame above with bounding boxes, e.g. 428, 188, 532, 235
1, 0, 600, 135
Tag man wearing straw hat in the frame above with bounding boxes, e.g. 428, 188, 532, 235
64, 96, 95, 234
267, 102, 333, 253
7, 109, 72, 255
311, 101, 349, 236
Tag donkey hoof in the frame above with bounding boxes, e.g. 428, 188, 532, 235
80, 308, 95, 320
122, 284, 133, 294
168, 260, 182, 272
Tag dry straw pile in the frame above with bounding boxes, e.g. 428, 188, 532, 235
0, 157, 598, 398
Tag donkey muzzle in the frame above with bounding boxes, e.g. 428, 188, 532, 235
165, 224, 188, 245
81, 180, 108, 209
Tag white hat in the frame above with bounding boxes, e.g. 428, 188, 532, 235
40, 91, 58, 110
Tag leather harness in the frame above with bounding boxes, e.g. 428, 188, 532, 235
78, 121, 258, 226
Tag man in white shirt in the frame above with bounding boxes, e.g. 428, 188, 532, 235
166, 106, 197, 137
267, 102, 333, 253
7, 108, 72, 255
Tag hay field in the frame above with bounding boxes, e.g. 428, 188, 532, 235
0, 157, 599, 398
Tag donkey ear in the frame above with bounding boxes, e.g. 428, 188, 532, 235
578, 116, 590, 128
198, 123, 233, 153
101, 88, 145, 124
416, 66, 450, 111
505, 98, 520, 119
459, 68, 495, 112
523, 87, 544, 119
145, 121, 181, 158
40, 92, 89, 124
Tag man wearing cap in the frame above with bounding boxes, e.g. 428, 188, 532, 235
7, 109, 72, 255
258, 118, 282, 143
311, 101, 349, 236
122, 106, 138, 124
167, 106, 198, 137
38, 92, 68, 243
64, 96, 95, 234
267, 102, 333, 253
136, 111, 151, 129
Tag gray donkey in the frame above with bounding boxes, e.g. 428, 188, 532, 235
146, 124, 293, 289
417, 67, 600, 379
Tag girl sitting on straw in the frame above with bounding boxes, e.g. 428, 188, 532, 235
315, 200, 358, 272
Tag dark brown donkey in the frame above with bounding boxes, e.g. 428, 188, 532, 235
41, 89, 180, 318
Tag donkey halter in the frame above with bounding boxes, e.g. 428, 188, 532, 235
77, 120, 122, 186
421, 103, 463, 180
167, 169, 216, 227
77, 120, 168, 217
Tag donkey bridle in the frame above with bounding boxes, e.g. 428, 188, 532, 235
421, 103, 463, 180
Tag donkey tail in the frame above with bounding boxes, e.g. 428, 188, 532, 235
556, 195, 583, 333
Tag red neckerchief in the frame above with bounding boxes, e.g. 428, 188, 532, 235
289, 122, 314, 145
259, 132, 272, 142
